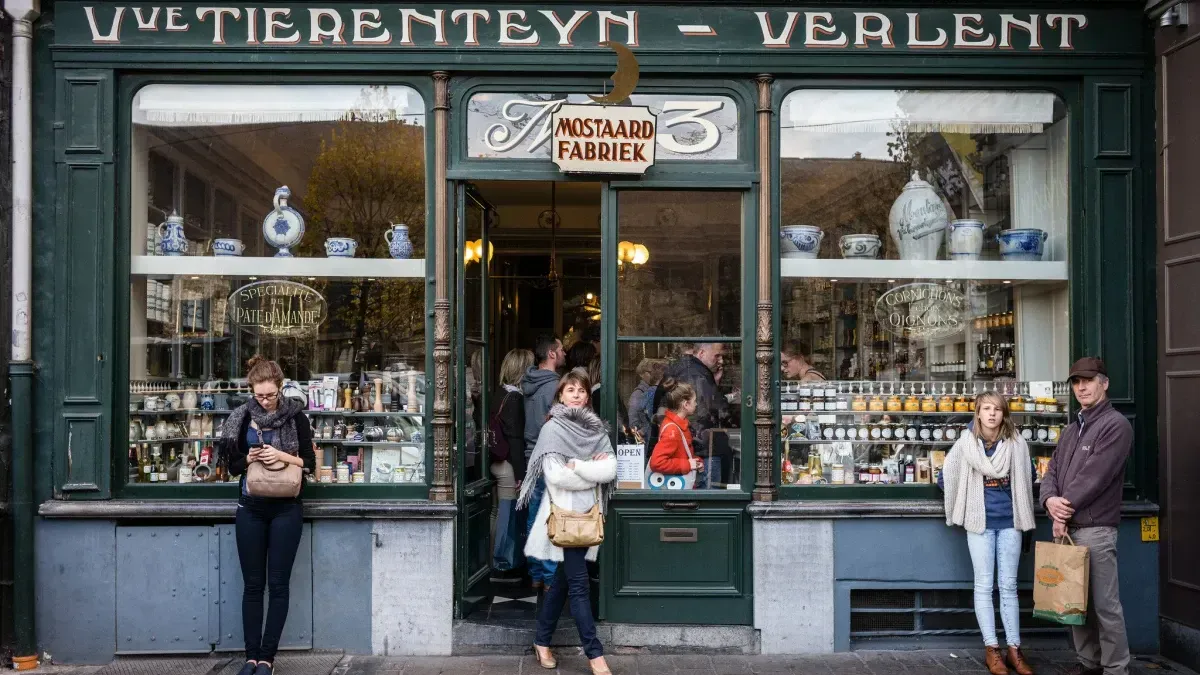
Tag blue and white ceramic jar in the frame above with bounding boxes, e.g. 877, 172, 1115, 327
780, 225, 824, 259
211, 238, 244, 257
839, 234, 882, 259
262, 186, 305, 258
997, 228, 1048, 261
947, 219, 985, 260
385, 223, 414, 259
158, 212, 189, 256
324, 237, 358, 258
888, 171, 949, 260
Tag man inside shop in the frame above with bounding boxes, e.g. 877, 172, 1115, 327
1039, 357, 1133, 675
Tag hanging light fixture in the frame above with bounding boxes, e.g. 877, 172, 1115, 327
617, 240, 649, 267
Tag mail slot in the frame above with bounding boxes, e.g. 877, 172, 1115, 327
659, 527, 698, 543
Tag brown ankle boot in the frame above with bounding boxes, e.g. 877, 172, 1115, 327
985, 646, 1009, 675
1006, 646, 1033, 675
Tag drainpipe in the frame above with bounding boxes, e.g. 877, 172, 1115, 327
5, 0, 40, 668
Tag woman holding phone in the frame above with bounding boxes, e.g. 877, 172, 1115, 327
221, 355, 316, 675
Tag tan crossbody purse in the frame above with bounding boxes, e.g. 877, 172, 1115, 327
546, 485, 604, 548
245, 422, 304, 498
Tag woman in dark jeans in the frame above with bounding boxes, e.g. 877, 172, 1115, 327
221, 355, 316, 675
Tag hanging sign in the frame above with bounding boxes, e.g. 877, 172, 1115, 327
551, 104, 657, 174
874, 282, 966, 340
227, 280, 327, 337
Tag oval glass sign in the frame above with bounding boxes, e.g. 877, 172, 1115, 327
228, 280, 327, 337
873, 282, 966, 341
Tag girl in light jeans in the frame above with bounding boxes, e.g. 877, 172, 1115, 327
941, 391, 1037, 675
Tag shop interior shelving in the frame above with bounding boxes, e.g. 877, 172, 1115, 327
780, 258, 1068, 283
131, 255, 425, 278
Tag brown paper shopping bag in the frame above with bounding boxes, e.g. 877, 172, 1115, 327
1032, 535, 1090, 625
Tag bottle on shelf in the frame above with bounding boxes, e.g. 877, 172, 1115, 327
138, 443, 152, 484
905, 455, 916, 483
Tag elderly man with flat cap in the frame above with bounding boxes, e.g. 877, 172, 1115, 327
1039, 357, 1134, 675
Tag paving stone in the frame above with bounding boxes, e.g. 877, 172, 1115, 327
673, 655, 716, 670
856, 652, 909, 674
710, 656, 754, 674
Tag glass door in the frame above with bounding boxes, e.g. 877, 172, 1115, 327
600, 187, 754, 624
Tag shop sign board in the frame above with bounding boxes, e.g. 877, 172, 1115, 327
227, 280, 327, 337
551, 104, 656, 174
57, 4, 1137, 57
874, 282, 966, 340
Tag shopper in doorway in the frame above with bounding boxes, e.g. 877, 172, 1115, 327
781, 340, 826, 382
628, 358, 666, 444
490, 348, 534, 579
650, 343, 727, 487
941, 391, 1036, 675
647, 379, 704, 485
1040, 357, 1133, 675
520, 368, 616, 675
521, 334, 567, 590
221, 356, 316, 675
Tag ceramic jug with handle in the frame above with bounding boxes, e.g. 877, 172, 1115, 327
385, 223, 414, 259
158, 212, 189, 256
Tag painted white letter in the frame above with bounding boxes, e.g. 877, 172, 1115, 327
353, 9, 391, 44
1046, 13, 1087, 49
197, 7, 241, 43
999, 14, 1040, 49
907, 13, 948, 48
499, 10, 538, 46
245, 7, 259, 44
755, 11, 798, 48
84, 6, 127, 43
262, 7, 300, 44
954, 13, 995, 48
165, 7, 188, 31
451, 9, 489, 46
400, 8, 446, 46
598, 10, 637, 46
133, 7, 160, 30
804, 12, 847, 47
539, 10, 590, 47
854, 12, 893, 47
308, 9, 345, 44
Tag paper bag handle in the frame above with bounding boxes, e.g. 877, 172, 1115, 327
1054, 534, 1076, 546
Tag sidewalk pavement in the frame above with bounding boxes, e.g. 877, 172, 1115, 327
26, 650, 1197, 675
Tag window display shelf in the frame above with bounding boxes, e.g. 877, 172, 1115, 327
131, 255, 426, 279
783, 439, 1059, 447
781, 410, 1067, 418
780, 258, 1068, 283
308, 410, 424, 418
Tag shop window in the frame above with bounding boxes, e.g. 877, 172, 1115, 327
777, 89, 1070, 489
615, 191, 744, 492
126, 84, 428, 489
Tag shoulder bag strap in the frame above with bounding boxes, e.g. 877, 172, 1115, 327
666, 422, 693, 460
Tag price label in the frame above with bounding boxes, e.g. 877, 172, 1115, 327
1028, 381, 1054, 399
1141, 516, 1159, 542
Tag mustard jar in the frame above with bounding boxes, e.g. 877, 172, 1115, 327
921, 395, 938, 413
904, 395, 921, 412
938, 394, 955, 413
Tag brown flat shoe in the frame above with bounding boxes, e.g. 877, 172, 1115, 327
985, 646, 1009, 675
1006, 646, 1033, 675
533, 644, 557, 670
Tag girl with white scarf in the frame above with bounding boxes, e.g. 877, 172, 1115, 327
941, 391, 1036, 675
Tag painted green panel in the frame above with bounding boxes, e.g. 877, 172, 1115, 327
56, 70, 113, 161
57, 414, 108, 494
1093, 83, 1132, 158
58, 162, 113, 403
1095, 167, 1135, 403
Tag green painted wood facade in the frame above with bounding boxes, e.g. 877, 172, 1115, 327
32, 0, 1156, 627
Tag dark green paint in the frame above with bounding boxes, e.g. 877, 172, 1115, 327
10, 363, 37, 655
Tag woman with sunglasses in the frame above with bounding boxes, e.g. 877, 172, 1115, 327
220, 355, 316, 675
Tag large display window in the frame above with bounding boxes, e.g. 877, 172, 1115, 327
125, 84, 429, 490
777, 88, 1070, 490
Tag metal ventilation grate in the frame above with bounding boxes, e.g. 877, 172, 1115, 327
850, 588, 1065, 640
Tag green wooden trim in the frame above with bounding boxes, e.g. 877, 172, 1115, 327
780, 485, 942, 501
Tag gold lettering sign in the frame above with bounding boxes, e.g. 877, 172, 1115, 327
228, 280, 328, 337
873, 282, 966, 341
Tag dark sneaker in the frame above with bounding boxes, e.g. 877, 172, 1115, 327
238, 662, 257, 675
253, 663, 273, 675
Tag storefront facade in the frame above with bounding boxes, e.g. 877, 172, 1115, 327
21, 0, 1160, 662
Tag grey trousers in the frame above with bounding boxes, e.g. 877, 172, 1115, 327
1068, 526, 1130, 675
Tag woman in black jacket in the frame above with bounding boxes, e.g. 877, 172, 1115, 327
492, 348, 533, 484
221, 355, 316, 675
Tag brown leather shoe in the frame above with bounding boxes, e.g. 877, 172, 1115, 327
1006, 646, 1034, 675
985, 646, 1009, 675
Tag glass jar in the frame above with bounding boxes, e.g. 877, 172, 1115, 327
852, 395, 868, 411
1037, 425, 1050, 443
834, 424, 847, 440
797, 396, 812, 412
1009, 396, 1024, 412
904, 395, 921, 412
1020, 424, 1034, 441
905, 424, 919, 441
945, 425, 959, 441
1024, 398, 1037, 413
886, 394, 903, 412
837, 392, 851, 412
881, 423, 894, 440
919, 425, 933, 441
921, 395, 937, 412
932, 425, 945, 441
869, 465, 883, 483
954, 396, 971, 413
822, 425, 836, 440
868, 394, 885, 411
1048, 425, 1061, 442
938, 395, 955, 412
857, 424, 869, 440
870, 423, 883, 440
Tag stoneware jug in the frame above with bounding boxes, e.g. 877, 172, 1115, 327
158, 212, 189, 256
780, 225, 824, 259
385, 223, 414, 259
947, 219, 985, 260
888, 171, 949, 260
211, 238, 244, 257
262, 186, 305, 257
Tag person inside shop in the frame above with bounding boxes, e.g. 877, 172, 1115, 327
940, 391, 1036, 675
1039, 357, 1133, 675
647, 379, 705, 486
221, 355, 316, 675
520, 334, 567, 591
628, 358, 667, 444
586, 355, 629, 437
781, 340, 826, 382
649, 343, 727, 488
489, 348, 534, 581
520, 368, 616, 675
566, 340, 597, 373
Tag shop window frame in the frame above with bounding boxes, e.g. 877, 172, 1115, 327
769, 78, 1087, 501
113, 73, 438, 500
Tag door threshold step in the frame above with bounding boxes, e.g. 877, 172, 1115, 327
452, 620, 759, 655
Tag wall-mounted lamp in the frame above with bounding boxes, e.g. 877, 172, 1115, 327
616, 240, 649, 267
464, 239, 493, 265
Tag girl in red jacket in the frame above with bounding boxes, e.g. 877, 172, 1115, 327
649, 379, 705, 478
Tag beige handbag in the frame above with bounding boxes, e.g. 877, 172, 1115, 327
546, 486, 604, 548
244, 422, 304, 498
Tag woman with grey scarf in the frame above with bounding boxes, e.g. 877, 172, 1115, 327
519, 368, 616, 675
221, 356, 316, 675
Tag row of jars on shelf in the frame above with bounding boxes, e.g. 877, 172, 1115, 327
782, 418, 1063, 444
781, 391, 1064, 414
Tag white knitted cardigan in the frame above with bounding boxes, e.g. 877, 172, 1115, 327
942, 432, 1036, 534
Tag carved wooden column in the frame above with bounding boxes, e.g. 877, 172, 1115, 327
753, 74, 777, 502
429, 71, 454, 502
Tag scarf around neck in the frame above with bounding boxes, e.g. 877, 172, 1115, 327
518, 403, 614, 512
220, 396, 303, 458
943, 431, 1035, 534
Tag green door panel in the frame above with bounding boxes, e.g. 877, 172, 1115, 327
603, 504, 752, 624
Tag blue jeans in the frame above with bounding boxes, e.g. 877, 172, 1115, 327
536, 546, 603, 659
966, 528, 1022, 648
524, 477, 559, 582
